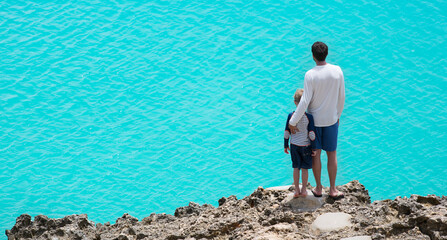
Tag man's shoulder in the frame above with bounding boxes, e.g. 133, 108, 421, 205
305, 68, 315, 75
327, 63, 343, 72
304, 69, 314, 81
306, 63, 342, 74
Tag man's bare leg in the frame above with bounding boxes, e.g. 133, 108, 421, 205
293, 168, 300, 198
312, 149, 323, 195
326, 150, 342, 196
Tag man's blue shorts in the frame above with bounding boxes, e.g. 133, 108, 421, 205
290, 144, 312, 169
314, 121, 339, 152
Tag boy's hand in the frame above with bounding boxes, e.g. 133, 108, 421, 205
311, 150, 317, 157
284, 147, 289, 154
289, 124, 299, 133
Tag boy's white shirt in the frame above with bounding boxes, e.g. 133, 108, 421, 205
284, 114, 310, 146
289, 63, 345, 127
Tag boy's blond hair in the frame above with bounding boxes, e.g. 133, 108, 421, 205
294, 89, 304, 103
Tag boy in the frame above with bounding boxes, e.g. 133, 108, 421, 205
284, 89, 316, 198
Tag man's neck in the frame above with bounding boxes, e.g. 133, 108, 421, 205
316, 61, 327, 66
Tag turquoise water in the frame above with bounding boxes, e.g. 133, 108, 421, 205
1, 0, 446, 236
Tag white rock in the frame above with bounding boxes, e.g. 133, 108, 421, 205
281, 191, 326, 212
340, 236, 372, 240
265, 185, 293, 191
311, 212, 352, 232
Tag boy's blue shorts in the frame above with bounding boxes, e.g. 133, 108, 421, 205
314, 121, 339, 152
290, 144, 312, 169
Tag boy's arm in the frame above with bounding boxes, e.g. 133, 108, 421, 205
306, 113, 317, 150
284, 113, 292, 151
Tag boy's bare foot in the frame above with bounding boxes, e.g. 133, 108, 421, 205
300, 186, 308, 197
293, 191, 300, 198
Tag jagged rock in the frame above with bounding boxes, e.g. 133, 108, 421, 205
218, 197, 226, 206
416, 195, 441, 205
175, 202, 214, 217
115, 213, 138, 227
5, 181, 445, 240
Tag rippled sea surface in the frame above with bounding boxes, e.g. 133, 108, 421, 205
1, 0, 446, 235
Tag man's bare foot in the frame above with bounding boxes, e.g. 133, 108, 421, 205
329, 190, 344, 200
311, 187, 323, 197
300, 186, 308, 197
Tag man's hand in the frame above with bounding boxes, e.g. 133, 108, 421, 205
284, 147, 289, 154
311, 150, 317, 157
288, 124, 299, 134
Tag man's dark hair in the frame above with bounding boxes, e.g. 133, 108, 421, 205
312, 42, 328, 61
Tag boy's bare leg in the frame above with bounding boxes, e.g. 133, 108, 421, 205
300, 169, 308, 196
293, 168, 300, 197
327, 150, 342, 196
312, 149, 323, 195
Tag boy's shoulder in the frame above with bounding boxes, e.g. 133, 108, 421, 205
286, 112, 294, 122
287, 112, 313, 121
305, 113, 315, 126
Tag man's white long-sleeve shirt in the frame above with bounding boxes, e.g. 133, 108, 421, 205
289, 63, 345, 127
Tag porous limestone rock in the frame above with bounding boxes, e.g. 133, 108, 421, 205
340, 236, 372, 240
6, 180, 446, 240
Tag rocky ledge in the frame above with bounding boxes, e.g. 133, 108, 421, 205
6, 181, 447, 240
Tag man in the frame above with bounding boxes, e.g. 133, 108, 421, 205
288, 41, 345, 199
